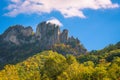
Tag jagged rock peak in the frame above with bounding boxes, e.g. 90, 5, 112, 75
2, 25, 33, 45
3, 25, 33, 36
60, 29, 68, 43
39, 21, 60, 27
0, 21, 87, 56
36, 21, 64, 48
1, 22, 69, 46
36, 21, 60, 38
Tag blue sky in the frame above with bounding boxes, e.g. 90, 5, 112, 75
0, 0, 120, 51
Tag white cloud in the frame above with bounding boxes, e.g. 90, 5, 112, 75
46, 18, 63, 26
4, 0, 119, 18
11, 0, 21, 3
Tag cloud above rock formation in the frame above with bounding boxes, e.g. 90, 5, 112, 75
46, 18, 63, 26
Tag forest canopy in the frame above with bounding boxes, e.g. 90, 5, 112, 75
0, 50, 120, 80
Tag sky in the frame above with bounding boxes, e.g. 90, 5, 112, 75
0, 0, 120, 51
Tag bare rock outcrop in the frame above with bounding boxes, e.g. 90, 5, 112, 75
0, 21, 87, 54
2, 25, 33, 45
36, 22, 60, 48
60, 29, 68, 43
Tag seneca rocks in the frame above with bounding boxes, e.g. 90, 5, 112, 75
0, 21, 87, 55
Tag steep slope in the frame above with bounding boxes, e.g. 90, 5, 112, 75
0, 21, 87, 69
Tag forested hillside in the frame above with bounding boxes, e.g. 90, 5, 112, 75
0, 23, 120, 80
0, 22, 86, 69
77, 41, 120, 63
0, 0, 120, 79
0, 49, 120, 80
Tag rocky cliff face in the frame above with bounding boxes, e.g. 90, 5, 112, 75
0, 21, 87, 55
0, 21, 87, 68
60, 29, 68, 43
36, 22, 61, 48
1, 22, 70, 47
2, 25, 34, 45
35, 22, 70, 49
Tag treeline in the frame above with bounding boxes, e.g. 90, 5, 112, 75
77, 41, 120, 63
0, 50, 120, 80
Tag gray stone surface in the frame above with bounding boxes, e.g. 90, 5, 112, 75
1, 21, 86, 54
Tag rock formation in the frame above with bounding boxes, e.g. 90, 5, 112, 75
0, 21, 87, 68
2, 25, 33, 45
60, 29, 68, 43
36, 22, 61, 48
0, 21, 87, 55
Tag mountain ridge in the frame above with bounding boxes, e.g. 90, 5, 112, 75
0, 21, 86, 69
0, 21, 87, 52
